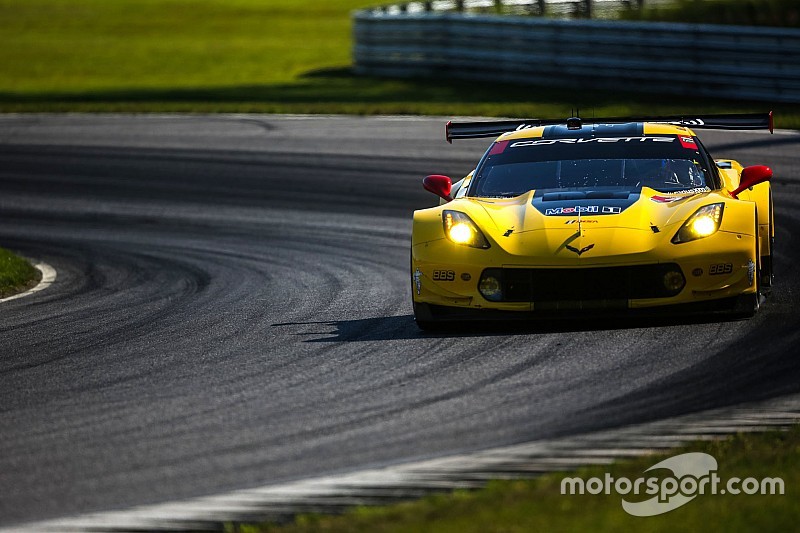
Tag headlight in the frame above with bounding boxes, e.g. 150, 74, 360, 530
672, 203, 725, 244
442, 210, 490, 249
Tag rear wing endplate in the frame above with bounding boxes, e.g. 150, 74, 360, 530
445, 112, 773, 143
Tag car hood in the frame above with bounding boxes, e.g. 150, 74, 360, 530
460, 187, 720, 263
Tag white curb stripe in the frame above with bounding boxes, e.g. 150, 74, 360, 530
0, 262, 57, 304
8, 392, 799, 533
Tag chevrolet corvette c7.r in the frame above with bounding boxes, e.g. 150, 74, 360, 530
411, 113, 775, 329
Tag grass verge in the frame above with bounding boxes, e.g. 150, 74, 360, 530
1, 0, 799, 127
233, 426, 799, 532
0, 247, 40, 299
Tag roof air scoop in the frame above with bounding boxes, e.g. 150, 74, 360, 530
566, 117, 582, 130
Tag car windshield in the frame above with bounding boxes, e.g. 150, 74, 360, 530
470, 135, 713, 198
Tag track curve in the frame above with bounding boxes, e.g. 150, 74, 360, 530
0, 115, 799, 527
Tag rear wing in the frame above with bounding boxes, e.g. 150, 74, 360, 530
445, 112, 773, 143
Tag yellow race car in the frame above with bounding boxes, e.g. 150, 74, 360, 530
411, 113, 775, 329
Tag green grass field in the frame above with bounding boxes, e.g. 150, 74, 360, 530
1, 0, 798, 126
236, 426, 799, 533
0, 247, 40, 298
0, 0, 376, 92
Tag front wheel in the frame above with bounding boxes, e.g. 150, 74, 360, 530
736, 212, 762, 318
761, 191, 774, 293
732, 293, 760, 318
412, 301, 444, 331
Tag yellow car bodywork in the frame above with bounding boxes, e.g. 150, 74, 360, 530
411, 122, 773, 322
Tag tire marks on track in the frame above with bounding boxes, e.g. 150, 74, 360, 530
0, 116, 798, 529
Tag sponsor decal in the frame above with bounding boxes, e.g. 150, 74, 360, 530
532, 193, 638, 218
565, 219, 598, 224
678, 135, 698, 149
664, 118, 706, 126
511, 136, 675, 148
692, 268, 704, 277
649, 119, 706, 127
709, 263, 733, 276
461, 273, 472, 281
651, 195, 692, 203
545, 206, 599, 216
565, 243, 595, 256
670, 187, 711, 195
413, 268, 422, 295
433, 270, 456, 281
503, 228, 514, 237
488, 141, 509, 155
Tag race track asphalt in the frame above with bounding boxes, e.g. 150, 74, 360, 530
0, 114, 798, 527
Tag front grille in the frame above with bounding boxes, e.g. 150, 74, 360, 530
482, 264, 684, 302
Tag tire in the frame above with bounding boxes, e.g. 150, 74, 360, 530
737, 210, 761, 318
410, 248, 441, 331
760, 191, 774, 293
732, 293, 760, 318
412, 301, 444, 331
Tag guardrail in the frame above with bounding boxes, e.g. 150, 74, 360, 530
353, 11, 800, 103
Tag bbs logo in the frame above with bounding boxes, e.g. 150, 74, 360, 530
709, 263, 733, 275
433, 270, 456, 281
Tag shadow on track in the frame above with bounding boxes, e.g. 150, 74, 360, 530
272, 313, 745, 342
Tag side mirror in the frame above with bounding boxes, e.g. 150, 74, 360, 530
423, 174, 453, 202
731, 165, 772, 198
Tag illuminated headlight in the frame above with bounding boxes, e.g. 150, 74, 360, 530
449, 223, 473, 244
672, 204, 724, 244
443, 210, 490, 249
